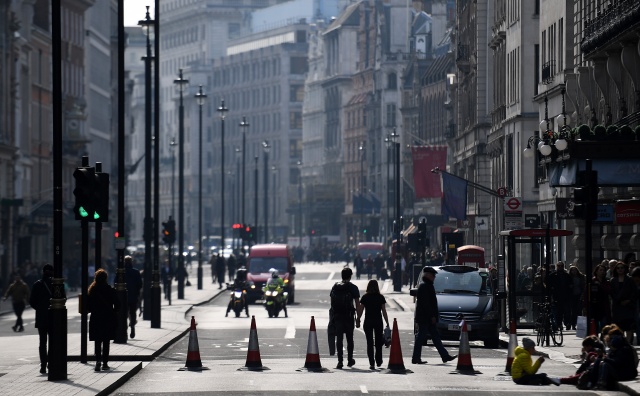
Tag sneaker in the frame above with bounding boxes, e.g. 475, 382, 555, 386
347, 359, 356, 367
102, 364, 111, 371
95, 363, 101, 372
549, 377, 561, 386
442, 355, 457, 363
412, 358, 427, 364
336, 362, 343, 369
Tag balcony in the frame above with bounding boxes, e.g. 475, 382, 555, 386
542, 60, 555, 84
581, 0, 640, 55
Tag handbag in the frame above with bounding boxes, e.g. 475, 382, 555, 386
383, 325, 391, 348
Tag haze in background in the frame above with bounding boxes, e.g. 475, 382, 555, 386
125, 0, 154, 27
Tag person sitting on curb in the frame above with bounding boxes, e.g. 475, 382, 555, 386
511, 337, 561, 386
593, 328, 638, 390
558, 335, 605, 387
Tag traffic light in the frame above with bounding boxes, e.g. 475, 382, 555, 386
94, 171, 109, 222
245, 225, 256, 242
162, 218, 176, 245
573, 170, 598, 220
73, 166, 97, 221
417, 219, 427, 246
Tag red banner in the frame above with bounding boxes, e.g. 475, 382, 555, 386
411, 146, 447, 199
615, 199, 640, 224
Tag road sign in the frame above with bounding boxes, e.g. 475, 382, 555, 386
504, 197, 523, 230
497, 187, 508, 198
505, 197, 522, 211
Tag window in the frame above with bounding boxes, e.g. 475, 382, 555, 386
387, 72, 397, 89
290, 111, 302, 129
386, 103, 396, 127
290, 57, 308, 74
290, 85, 304, 102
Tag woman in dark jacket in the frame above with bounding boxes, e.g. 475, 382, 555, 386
609, 262, 638, 342
88, 268, 120, 371
356, 280, 389, 370
589, 264, 611, 330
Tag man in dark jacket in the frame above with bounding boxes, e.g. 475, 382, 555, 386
330, 267, 361, 369
411, 267, 457, 364
548, 261, 572, 330
124, 256, 143, 339
216, 253, 226, 289
29, 263, 53, 374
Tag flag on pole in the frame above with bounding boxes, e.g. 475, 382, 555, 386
411, 146, 447, 198
442, 172, 467, 220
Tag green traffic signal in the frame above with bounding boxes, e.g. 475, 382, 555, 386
78, 206, 89, 218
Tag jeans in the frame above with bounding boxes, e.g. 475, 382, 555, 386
412, 321, 451, 361
363, 321, 383, 366
335, 316, 354, 362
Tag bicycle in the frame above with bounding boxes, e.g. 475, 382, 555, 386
534, 298, 563, 346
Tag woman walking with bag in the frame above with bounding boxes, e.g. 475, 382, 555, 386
88, 268, 120, 371
356, 279, 389, 370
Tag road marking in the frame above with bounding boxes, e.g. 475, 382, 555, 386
327, 272, 335, 281
359, 385, 368, 393
284, 320, 296, 339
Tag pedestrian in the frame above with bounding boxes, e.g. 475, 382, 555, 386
87, 268, 120, 372
29, 263, 54, 374
161, 260, 173, 303
568, 265, 585, 330
365, 254, 374, 280
3, 273, 30, 332
330, 266, 361, 369
215, 253, 226, 289
590, 263, 611, 330
511, 337, 561, 385
592, 327, 638, 389
124, 256, 142, 339
609, 261, 637, 342
353, 252, 363, 280
411, 267, 457, 365
548, 261, 572, 330
356, 279, 390, 370
209, 252, 217, 283
227, 252, 237, 282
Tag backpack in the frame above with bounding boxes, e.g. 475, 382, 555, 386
331, 282, 354, 315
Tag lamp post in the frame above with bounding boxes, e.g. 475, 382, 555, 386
262, 140, 270, 243
170, 136, 177, 216
359, 141, 365, 242
254, 155, 259, 243
138, 7, 154, 319
195, 85, 207, 290
384, 134, 391, 242
389, 128, 402, 292
271, 165, 277, 241
297, 161, 302, 248
217, 100, 229, 251
235, 147, 241, 250
173, 68, 188, 299
239, 117, 249, 238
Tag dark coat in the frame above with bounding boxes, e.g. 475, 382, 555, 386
215, 256, 226, 277
125, 266, 143, 303
88, 283, 120, 341
414, 279, 438, 324
29, 276, 53, 329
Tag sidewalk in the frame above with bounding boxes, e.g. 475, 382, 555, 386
0, 263, 224, 396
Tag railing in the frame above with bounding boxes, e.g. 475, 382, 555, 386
581, 0, 640, 55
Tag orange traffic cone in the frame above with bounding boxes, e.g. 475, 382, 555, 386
504, 320, 517, 373
238, 315, 269, 371
178, 316, 209, 371
589, 319, 597, 336
297, 316, 330, 372
451, 319, 481, 375
382, 318, 412, 374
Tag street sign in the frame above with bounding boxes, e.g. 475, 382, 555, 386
524, 214, 540, 228
503, 197, 523, 229
497, 187, 508, 198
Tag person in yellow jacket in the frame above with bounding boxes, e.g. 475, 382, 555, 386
511, 337, 561, 386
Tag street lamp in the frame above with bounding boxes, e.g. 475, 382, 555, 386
359, 141, 365, 242
297, 161, 303, 248
138, 7, 154, 320
239, 117, 249, 236
271, 165, 277, 241
384, 134, 392, 242
169, 136, 177, 216
217, 100, 229, 251
235, 147, 241, 250
262, 140, 270, 243
254, 155, 259, 244
173, 68, 189, 299
389, 128, 402, 292
195, 85, 207, 290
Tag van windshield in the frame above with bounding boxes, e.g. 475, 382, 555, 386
434, 270, 492, 295
248, 257, 288, 274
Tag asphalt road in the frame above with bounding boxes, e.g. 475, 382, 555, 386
109, 265, 616, 395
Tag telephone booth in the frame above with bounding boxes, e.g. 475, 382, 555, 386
456, 245, 485, 268
500, 228, 573, 328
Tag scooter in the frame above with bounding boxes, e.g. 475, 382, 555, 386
262, 283, 288, 318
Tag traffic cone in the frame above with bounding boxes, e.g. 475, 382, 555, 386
297, 316, 330, 372
501, 320, 517, 374
451, 319, 481, 375
381, 318, 413, 374
238, 315, 269, 371
589, 319, 597, 336
178, 316, 209, 371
